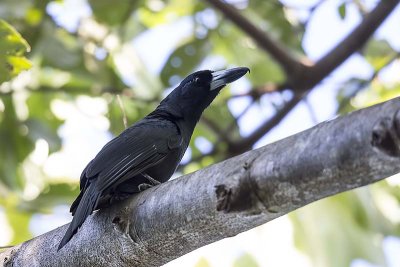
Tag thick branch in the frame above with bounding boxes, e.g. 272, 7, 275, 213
2, 98, 400, 266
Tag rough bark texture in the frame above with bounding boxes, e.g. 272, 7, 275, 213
2, 98, 400, 267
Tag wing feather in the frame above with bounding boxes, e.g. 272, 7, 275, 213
81, 125, 176, 193
95, 145, 164, 191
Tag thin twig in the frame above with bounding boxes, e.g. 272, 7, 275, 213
228, 92, 305, 154
200, 116, 232, 143
0, 245, 14, 249
223, 97, 255, 138
230, 82, 289, 99
304, 97, 319, 124
337, 52, 400, 113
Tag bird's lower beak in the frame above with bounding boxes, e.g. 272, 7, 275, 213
210, 67, 250, 91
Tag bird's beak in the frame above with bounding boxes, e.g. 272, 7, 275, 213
210, 67, 250, 91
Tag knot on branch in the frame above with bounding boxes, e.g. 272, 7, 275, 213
215, 185, 232, 211
2, 248, 16, 267
371, 110, 400, 157
112, 216, 130, 234
215, 166, 263, 214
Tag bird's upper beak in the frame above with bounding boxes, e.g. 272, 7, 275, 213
210, 67, 250, 91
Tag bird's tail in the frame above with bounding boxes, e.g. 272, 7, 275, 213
58, 183, 100, 251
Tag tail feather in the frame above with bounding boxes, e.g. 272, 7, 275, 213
58, 183, 100, 251
70, 190, 83, 215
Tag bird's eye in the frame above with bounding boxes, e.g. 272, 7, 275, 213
193, 77, 200, 83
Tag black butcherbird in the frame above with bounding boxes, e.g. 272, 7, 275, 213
58, 67, 249, 250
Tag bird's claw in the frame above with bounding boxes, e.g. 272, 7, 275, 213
138, 183, 154, 191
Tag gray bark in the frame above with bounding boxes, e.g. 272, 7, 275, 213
2, 97, 400, 267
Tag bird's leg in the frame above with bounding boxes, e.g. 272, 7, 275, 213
142, 173, 161, 185
138, 173, 161, 192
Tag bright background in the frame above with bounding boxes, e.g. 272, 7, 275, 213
1, 0, 400, 266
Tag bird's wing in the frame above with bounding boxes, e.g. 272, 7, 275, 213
83, 123, 180, 193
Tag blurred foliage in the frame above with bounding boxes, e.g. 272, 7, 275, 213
233, 253, 259, 267
338, 3, 347, 20
0, 1, 399, 267
194, 257, 211, 267
291, 185, 399, 267
0, 19, 31, 83
88, 0, 140, 26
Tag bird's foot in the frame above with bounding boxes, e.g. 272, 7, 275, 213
138, 183, 153, 192
138, 173, 161, 191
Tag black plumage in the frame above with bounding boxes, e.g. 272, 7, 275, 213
58, 67, 249, 250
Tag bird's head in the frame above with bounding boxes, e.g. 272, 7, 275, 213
158, 67, 249, 122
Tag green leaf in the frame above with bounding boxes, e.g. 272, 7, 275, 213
25, 7, 43, 26
194, 257, 211, 267
3, 55, 32, 77
233, 253, 259, 267
0, 20, 30, 56
378, 83, 400, 102
291, 188, 392, 267
3, 195, 33, 244
0, 19, 32, 83
37, 25, 82, 70
138, 0, 198, 28
25, 93, 63, 152
0, 97, 34, 190
364, 39, 396, 70
89, 0, 141, 25
336, 78, 369, 114
6, 208, 32, 244
340, 79, 400, 113
338, 3, 346, 20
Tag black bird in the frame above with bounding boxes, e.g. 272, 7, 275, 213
58, 67, 249, 250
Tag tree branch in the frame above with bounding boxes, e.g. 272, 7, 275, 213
337, 51, 400, 113
221, 0, 399, 154
205, 0, 305, 77
207, 0, 399, 92
2, 98, 400, 267
228, 91, 305, 155
304, 0, 400, 90
200, 116, 232, 144
201, 0, 398, 159
230, 82, 289, 98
